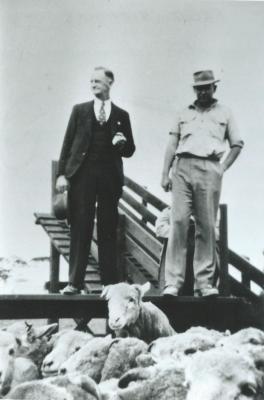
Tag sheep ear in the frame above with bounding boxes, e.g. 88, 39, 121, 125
34, 323, 59, 339
140, 282, 151, 296
101, 285, 112, 300
133, 281, 151, 301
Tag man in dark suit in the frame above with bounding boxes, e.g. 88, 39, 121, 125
56, 67, 135, 294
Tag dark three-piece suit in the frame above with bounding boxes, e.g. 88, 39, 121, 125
57, 100, 135, 287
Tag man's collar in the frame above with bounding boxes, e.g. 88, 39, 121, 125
189, 98, 218, 111
94, 97, 111, 106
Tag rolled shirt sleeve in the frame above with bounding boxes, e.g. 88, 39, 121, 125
226, 109, 244, 148
169, 112, 181, 138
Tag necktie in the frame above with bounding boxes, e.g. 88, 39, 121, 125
98, 101, 106, 125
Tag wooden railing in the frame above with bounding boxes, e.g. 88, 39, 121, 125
47, 161, 263, 301
120, 176, 263, 300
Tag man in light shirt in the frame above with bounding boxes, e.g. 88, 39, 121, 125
161, 70, 243, 297
56, 67, 135, 294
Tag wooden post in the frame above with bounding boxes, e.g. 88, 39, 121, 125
219, 204, 230, 296
49, 244, 60, 294
116, 212, 126, 281
49, 161, 60, 324
242, 272, 251, 290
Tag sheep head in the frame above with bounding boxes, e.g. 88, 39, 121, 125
101, 282, 151, 332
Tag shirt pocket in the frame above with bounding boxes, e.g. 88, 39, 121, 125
210, 115, 227, 141
179, 115, 196, 140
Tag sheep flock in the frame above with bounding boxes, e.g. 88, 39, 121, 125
0, 282, 263, 400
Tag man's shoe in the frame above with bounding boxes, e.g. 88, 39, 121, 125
162, 285, 179, 297
195, 286, 219, 297
60, 284, 81, 295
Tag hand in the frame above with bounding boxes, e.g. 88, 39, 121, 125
56, 175, 69, 193
161, 175, 172, 192
112, 132, 127, 146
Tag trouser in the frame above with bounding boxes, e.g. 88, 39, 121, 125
68, 160, 122, 288
164, 157, 223, 291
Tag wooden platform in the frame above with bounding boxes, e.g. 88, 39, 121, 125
29, 163, 264, 332
0, 294, 262, 333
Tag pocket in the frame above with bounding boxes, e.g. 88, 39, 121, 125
211, 116, 227, 140
179, 115, 196, 139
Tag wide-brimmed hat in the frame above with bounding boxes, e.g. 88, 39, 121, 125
53, 191, 68, 220
192, 70, 220, 87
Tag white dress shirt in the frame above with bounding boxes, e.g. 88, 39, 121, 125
93, 98, 111, 122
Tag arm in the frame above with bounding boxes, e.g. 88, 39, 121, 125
223, 108, 244, 172
56, 106, 77, 192
57, 106, 77, 177
221, 145, 242, 172
114, 112, 135, 158
161, 134, 179, 192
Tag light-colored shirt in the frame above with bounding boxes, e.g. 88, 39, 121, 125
170, 101, 244, 159
94, 98, 111, 122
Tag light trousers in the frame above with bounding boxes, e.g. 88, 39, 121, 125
164, 157, 223, 291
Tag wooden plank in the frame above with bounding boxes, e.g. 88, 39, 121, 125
229, 276, 258, 302
118, 202, 158, 238
50, 233, 70, 240
229, 250, 264, 288
125, 214, 162, 261
126, 236, 159, 281
0, 295, 108, 319
125, 256, 158, 288
54, 239, 70, 247
43, 226, 69, 234
124, 176, 167, 211
122, 190, 157, 226
0, 294, 256, 333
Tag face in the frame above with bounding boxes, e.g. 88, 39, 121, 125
90, 69, 112, 100
194, 83, 216, 106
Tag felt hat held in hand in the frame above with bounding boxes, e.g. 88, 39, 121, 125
53, 191, 68, 220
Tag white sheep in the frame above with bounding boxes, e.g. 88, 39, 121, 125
59, 336, 114, 383
217, 327, 264, 348
5, 373, 102, 400
101, 282, 175, 343
5, 321, 58, 370
100, 337, 148, 381
147, 325, 229, 365
0, 331, 21, 396
42, 329, 93, 377
185, 347, 263, 400
114, 360, 187, 400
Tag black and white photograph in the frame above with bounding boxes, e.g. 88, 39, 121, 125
0, 0, 264, 398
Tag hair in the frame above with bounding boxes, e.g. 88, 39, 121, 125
94, 66, 115, 83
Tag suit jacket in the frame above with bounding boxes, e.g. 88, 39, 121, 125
57, 101, 135, 186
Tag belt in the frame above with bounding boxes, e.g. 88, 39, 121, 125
177, 153, 220, 162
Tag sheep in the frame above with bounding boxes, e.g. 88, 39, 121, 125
42, 329, 93, 377
114, 360, 187, 400
110, 346, 263, 400
217, 327, 264, 348
59, 336, 114, 383
0, 331, 21, 396
101, 338, 148, 381
101, 282, 175, 343
5, 321, 58, 370
185, 347, 263, 400
148, 330, 217, 365
5, 374, 102, 400
9, 356, 39, 392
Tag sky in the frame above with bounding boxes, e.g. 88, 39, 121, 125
0, 0, 264, 268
